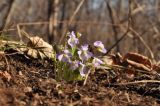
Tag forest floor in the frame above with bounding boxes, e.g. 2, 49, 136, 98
0, 51, 160, 106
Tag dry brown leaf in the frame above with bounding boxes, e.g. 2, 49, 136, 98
126, 59, 151, 71
27, 48, 38, 59
123, 52, 152, 69
27, 36, 53, 59
153, 63, 160, 73
122, 52, 153, 71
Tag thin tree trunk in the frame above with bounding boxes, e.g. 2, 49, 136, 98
0, 0, 14, 35
106, 0, 119, 52
48, 0, 59, 44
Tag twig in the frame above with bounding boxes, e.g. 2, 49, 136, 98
96, 63, 156, 75
5, 52, 23, 56
125, 92, 131, 103
68, 0, 85, 27
4, 55, 10, 71
114, 80, 160, 86
0, 20, 121, 33
0, 28, 16, 33
20, 30, 31, 39
129, 28, 155, 60
83, 69, 91, 86
17, 24, 23, 42
105, 27, 129, 54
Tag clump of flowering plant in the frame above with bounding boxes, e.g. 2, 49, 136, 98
54, 31, 107, 81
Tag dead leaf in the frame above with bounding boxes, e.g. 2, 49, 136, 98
27, 48, 38, 59
27, 36, 53, 59
153, 63, 160, 73
126, 59, 151, 71
123, 52, 152, 71
124, 52, 152, 68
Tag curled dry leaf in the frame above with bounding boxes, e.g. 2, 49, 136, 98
126, 59, 151, 71
153, 62, 160, 73
27, 36, 53, 59
123, 52, 152, 71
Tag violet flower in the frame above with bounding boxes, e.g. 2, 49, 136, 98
79, 62, 89, 77
93, 41, 107, 53
92, 57, 104, 67
57, 50, 72, 63
78, 44, 93, 61
67, 31, 79, 48
69, 60, 80, 70
64, 49, 72, 57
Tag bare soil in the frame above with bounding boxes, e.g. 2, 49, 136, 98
0, 52, 160, 106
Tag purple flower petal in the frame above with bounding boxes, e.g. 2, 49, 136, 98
92, 57, 104, 67
67, 32, 79, 48
81, 44, 89, 51
64, 49, 72, 57
94, 41, 107, 53
69, 60, 80, 70
67, 31, 76, 38
78, 50, 93, 61
57, 49, 72, 63
57, 54, 71, 63
94, 41, 103, 47
78, 44, 93, 61
79, 63, 88, 77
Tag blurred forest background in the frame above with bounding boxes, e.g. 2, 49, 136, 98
0, 0, 160, 60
